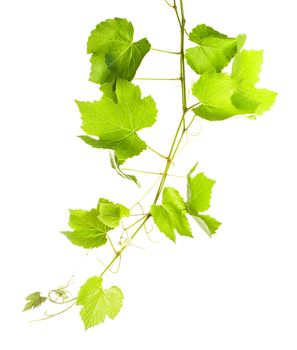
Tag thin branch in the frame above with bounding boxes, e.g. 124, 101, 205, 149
130, 176, 161, 211
121, 168, 185, 178
135, 77, 181, 81
30, 302, 76, 323
147, 145, 168, 159
151, 47, 180, 55
185, 115, 196, 132
162, 0, 174, 7
123, 215, 148, 231
107, 234, 117, 254
186, 102, 200, 111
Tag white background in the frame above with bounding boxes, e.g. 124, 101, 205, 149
1, 0, 296, 349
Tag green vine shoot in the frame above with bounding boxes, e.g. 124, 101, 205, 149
24, 0, 277, 329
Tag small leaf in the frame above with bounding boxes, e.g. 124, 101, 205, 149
151, 187, 192, 242
187, 166, 221, 236
98, 198, 130, 228
187, 168, 216, 213
77, 79, 157, 164
185, 24, 243, 74
87, 18, 151, 84
77, 276, 124, 329
23, 292, 47, 312
191, 214, 221, 237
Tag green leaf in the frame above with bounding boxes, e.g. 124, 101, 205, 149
87, 18, 151, 84
187, 166, 216, 213
77, 79, 157, 164
191, 214, 221, 236
100, 82, 118, 102
62, 208, 109, 249
185, 24, 243, 74
109, 151, 140, 186
187, 165, 221, 236
23, 292, 47, 312
77, 276, 124, 329
98, 198, 130, 228
151, 187, 192, 242
232, 49, 263, 86
192, 50, 277, 121
192, 72, 241, 120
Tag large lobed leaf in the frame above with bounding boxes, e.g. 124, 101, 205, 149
192, 50, 277, 121
87, 18, 151, 84
77, 276, 123, 329
185, 24, 245, 75
77, 79, 157, 164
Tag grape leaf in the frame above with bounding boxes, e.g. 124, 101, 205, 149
192, 72, 245, 120
87, 18, 151, 84
23, 292, 47, 312
151, 187, 192, 242
192, 50, 277, 121
77, 276, 124, 329
77, 79, 157, 164
231, 50, 277, 115
62, 198, 130, 248
62, 207, 109, 249
109, 151, 140, 186
193, 214, 221, 236
185, 24, 245, 75
100, 82, 117, 102
187, 164, 221, 236
98, 198, 130, 228
232, 50, 263, 86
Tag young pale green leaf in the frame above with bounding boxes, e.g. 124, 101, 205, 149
23, 292, 47, 312
77, 79, 157, 164
98, 198, 130, 228
77, 276, 124, 329
185, 24, 244, 75
187, 165, 221, 236
62, 208, 109, 249
192, 50, 277, 121
87, 18, 151, 84
151, 187, 192, 242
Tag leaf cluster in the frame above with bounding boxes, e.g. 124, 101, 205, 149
24, 9, 276, 330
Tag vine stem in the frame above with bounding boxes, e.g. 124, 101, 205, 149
97, 0, 191, 277
99, 215, 151, 277
29, 0, 195, 323
94, 0, 191, 279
